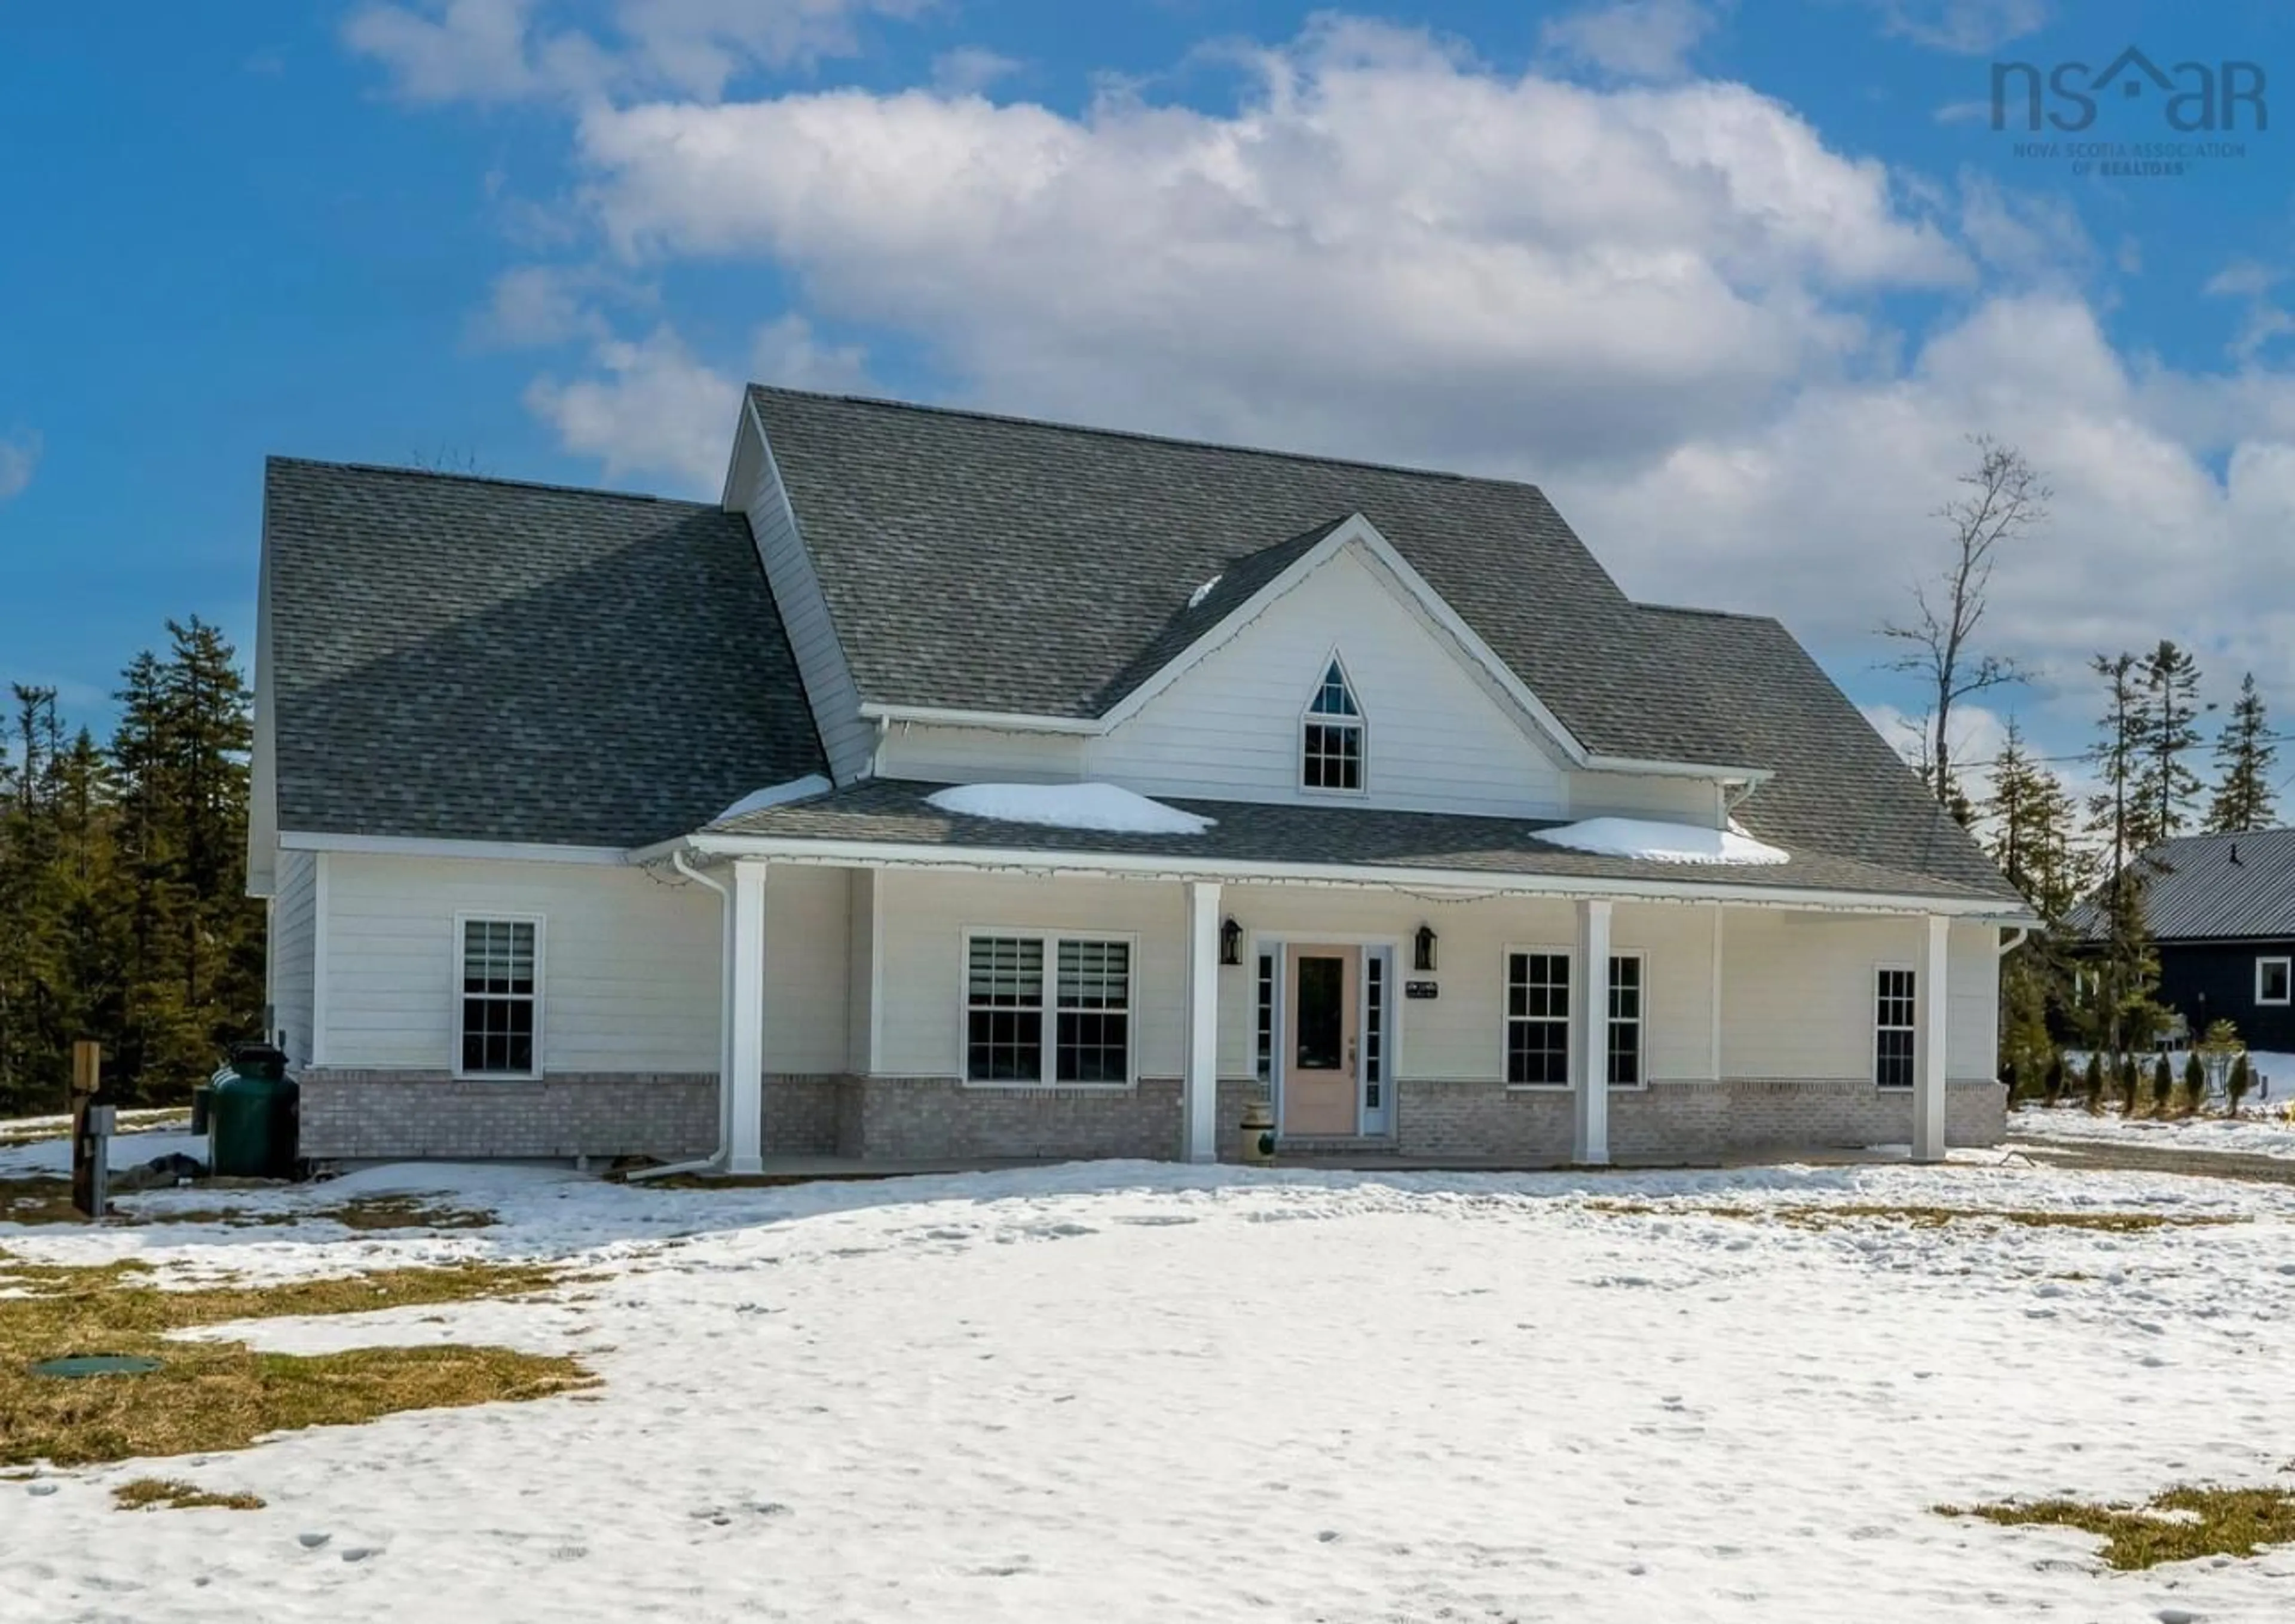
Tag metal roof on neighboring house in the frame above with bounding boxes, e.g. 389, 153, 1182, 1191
262, 458, 827, 848
2104, 827, 2295, 941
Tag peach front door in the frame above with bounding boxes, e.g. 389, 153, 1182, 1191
1284, 945, 1360, 1136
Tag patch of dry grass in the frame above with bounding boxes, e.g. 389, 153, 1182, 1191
0, 1177, 87, 1225
1587, 1200, 2241, 1234
1938, 1485, 2295, 1570
112, 1476, 266, 1512
0, 1250, 593, 1467
2, 1183, 497, 1232
134, 1194, 498, 1232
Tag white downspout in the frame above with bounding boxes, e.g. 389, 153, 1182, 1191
626, 849, 733, 1180
1996, 926, 2030, 958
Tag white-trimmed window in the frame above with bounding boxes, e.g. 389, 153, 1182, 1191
1874, 966, 1917, 1090
458, 917, 541, 1076
2259, 956, 2293, 1007
1606, 952, 1645, 1088
1505, 951, 1571, 1086
965, 932, 1133, 1085
1300, 656, 1365, 792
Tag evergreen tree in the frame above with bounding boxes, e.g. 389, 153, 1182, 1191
2082, 1051, 2106, 1113
2086, 654, 2163, 1056
2149, 1053, 2172, 1117
2182, 1050, 2207, 1116
2229, 1053, 2253, 1112
2205, 672, 2279, 833
2137, 640, 2206, 841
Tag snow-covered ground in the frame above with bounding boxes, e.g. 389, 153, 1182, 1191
2012, 1101, 2295, 1160
7, 1149, 2295, 1620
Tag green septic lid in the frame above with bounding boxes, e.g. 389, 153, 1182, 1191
31, 1355, 161, 1378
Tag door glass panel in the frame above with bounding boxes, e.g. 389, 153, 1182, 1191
1295, 956, 1343, 1071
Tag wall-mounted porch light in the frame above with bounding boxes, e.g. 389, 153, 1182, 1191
1414, 923, 1437, 973
1220, 916, 1243, 967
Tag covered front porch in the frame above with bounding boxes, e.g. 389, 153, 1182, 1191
661, 840, 2017, 1176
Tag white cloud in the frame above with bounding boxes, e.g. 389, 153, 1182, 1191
347, 0, 928, 103
2205, 258, 2295, 362
1869, 0, 2050, 56
525, 326, 742, 490
524, 316, 871, 491
0, 433, 40, 503
469, 264, 621, 346
1540, 0, 1720, 81
574, 22, 1965, 470
932, 45, 1020, 97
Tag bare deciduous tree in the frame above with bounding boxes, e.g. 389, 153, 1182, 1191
1880, 435, 2051, 808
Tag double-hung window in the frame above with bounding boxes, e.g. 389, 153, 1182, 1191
1874, 967, 1917, 1090
965, 933, 1133, 1085
459, 917, 540, 1076
1507, 951, 1647, 1087
1505, 952, 1571, 1086
1606, 953, 1644, 1087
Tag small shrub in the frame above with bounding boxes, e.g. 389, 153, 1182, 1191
2044, 1052, 2067, 1103
2183, 1051, 2209, 1117
2229, 1054, 2254, 1112
2083, 1053, 2107, 1113
2149, 1056, 2174, 1117
2117, 1054, 2140, 1115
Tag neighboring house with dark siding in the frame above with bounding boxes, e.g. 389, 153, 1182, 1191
2118, 829, 2295, 1053
249, 387, 2030, 1173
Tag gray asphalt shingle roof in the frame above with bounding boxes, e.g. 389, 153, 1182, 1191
2097, 828, 2295, 941
748, 388, 2017, 904
709, 780, 2018, 905
264, 458, 825, 848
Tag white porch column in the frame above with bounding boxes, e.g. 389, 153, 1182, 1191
1183, 880, 1222, 1164
1572, 898, 1614, 1166
726, 858, 769, 1176
1913, 914, 1950, 1164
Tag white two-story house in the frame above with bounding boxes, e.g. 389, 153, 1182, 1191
249, 387, 2029, 1171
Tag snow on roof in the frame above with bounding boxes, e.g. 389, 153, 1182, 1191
1534, 816, 1789, 866
1186, 574, 1223, 610
926, 782, 1215, 836
714, 774, 834, 823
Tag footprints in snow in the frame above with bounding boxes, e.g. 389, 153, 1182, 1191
689, 1500, 794, 1529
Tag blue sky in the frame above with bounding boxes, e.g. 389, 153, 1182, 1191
2, 0, 2291, 791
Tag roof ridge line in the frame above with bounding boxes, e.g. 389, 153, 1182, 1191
745, 384, 1550, 491
266, 455, 708, 509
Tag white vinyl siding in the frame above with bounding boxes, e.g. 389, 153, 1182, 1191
267, 848, 319, 1068
1721, 914, 1996, 1082
1088, 545, 1569, 816
737, 409, 876, 784
316, 854, 850, 1076
874, 871, 1183, 1078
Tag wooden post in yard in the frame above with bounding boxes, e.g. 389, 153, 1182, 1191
69, 1041, 103, 1219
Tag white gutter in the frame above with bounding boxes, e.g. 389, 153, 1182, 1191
634, 829, 2036, 923
625, 851, 735, 1181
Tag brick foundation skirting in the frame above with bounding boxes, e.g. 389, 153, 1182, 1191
298, 1069, 2004, 1163
1391, 1076, 2005, 1163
